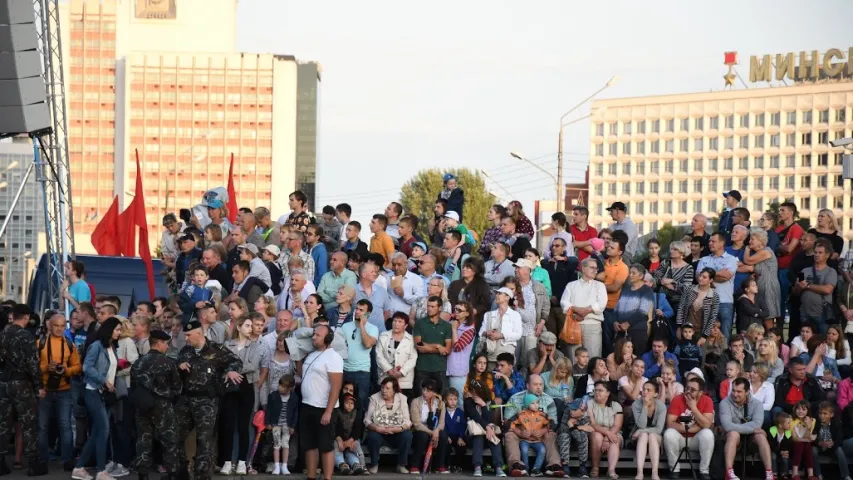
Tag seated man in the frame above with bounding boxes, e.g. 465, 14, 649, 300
502, 374, 563, 477
523, 331, 565, 377
773, 356, 824, 417
719, 378, 773, 480
663, 376, 714, 480
641, 337, 680, 381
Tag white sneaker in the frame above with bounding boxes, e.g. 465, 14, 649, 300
236, 461, 247, 475
266, 463, 275, 474
108, 463, 130, 478
96, 472, 117, 480
219, 461, 233, 475
281, 465, 291, 475
273, 465, 281, 475
72, 468, 94, 480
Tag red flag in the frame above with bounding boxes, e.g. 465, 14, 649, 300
90, 196, 121, 255
117, 150, 156, 299
226, 153, 238, 223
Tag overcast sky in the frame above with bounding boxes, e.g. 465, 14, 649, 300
236, 0, 853, 225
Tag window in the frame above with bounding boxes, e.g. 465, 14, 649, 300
623, 122, 632, 135
709, 159, 718, 171
608, 143, 618, 155
754, 198, 763, 211
835, 196, 844, 209
770, 134, 780, 147
710, 179, 718, 191
724, 178, 733, 191
680, 118, 690, 131
817, 197, 827, 210
755, 135, 764, 148
817, 174, 827, 188
595, 124, 604, 136
622, 143, 632, 155
693, 200, 702, 212
709, 199, 718, 212
725, 115, 734, 128
770, 112, 780, 126
724, 157, 733, 170
665, 140, 674, 152
802, 111, 812, 123
819, 110, 829, 123
694, 118, 704, 130
595, 164, 604, 176
738, 157, 749, 169
695, 159, 703, 171
770, 177, 779, 189
740, 114, 750, 127
786, 154, 795, 168
694, 180, 702, 191
609, 122, 618, 135
666, 119, 675, 132
801, 154, 812, 167
709, 116, 719, 129
637, 163, 645, 175
597, 204, 603, 216
785, 176, 795, 189
694, 138, 704, 151
651, 140, 660, 153
679, 180, 688, 193
665, 181, 673, 193
754, 156, 764, 169
680, 160, 688, 172
787, 133, 796, 146
635, 182, 645, 194
680, 139, 689, 152
739, 178, 748, 190
801, 176, 811, 188
650, 161, 659, 174
818, 132, 828, 144
637, 120, 646, 134
836, 109, 846, 122
786, 112, 797, 124
650, 203, 658, 214
709, 138, 718, 150
755, 178, 764, 190
650, 182, 659, 194
651, 119, 660, 133
835, 153, 844, 165
665, 160, 674, 173
755, 113, 765, 127
725, 137, 734, 149
622, 183, 631, 194
818, 153, 828, 166
679, 201, 688, 213
802, 197, 811, 210
770, 155, 780, 168
739, 136, 749, 148
608, 183, 617, 195
622, 163, 632, 175
595, 184, 603, 195
595, 144, 604, 156
665, 202, 673, 214
608, 164, 617, 175
637, 141, 646, 154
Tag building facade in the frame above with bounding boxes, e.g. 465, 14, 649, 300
0, 138, 43, 301
587, 80, 853, 247
295, 62, 321, 210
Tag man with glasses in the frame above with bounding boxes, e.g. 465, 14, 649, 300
719, 377, 773, 480
279, 231, 315, 282
340, 299, 378, 413
418, 254, 449, 293
663, 376, 715, 480
413, 296, 452, 396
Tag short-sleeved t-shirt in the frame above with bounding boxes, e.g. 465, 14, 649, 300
570, 224, 598, 265
776, 223, 805, 270
340, 321, 378, 373
301, 348, 344, 409
667, 394, 714, 437
800, 265, 838, 320
617, 375, 648, 404
69, 280, 92, 305
413, 317, 453, 373
603, 259, 629, 309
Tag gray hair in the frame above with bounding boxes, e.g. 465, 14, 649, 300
580, 257, 598, 269
732, 224, 748, 234
669, 241, 689, 257
290, 268, 306, 279
391, 252, 408, 263
750, 228, 768, 246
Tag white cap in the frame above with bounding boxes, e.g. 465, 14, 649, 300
444, 211, 460, 222
496, 287, 515, 299
513, 258, 534, 270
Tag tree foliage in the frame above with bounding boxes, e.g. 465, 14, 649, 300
399, 168, 496, 243
766, 200, 810, 230
651, 222, 686, 256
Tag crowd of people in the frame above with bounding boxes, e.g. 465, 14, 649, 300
1, 177, 853, 480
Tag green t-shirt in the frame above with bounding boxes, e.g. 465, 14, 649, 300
413, 317, 452, 373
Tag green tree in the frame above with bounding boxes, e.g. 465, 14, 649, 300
399, 169, 496, 244
767, 200, 810, 230
651, 222, 686, 254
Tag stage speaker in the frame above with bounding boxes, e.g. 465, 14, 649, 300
0, 0, 50, 136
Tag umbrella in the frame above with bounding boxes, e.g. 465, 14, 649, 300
421, 411, 440, 480
247, 410, 267, 466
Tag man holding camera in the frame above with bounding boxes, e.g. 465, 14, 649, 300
37, 311, 82, 471
719, 377, 773, 480
663, 376, 714, 480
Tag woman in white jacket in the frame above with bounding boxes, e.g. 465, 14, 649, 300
376, 312, 418, 398
478, 287, 523, 371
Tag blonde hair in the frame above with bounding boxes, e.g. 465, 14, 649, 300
549, 357, 572, 386
757, 338, 778, 363
818, 208, 839, 231
118, 316, 134, 339
257, 295, 277, 318
746, 323, 765, 340
752, 362, 770, 382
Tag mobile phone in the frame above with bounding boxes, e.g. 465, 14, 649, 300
797, 272, 805, 282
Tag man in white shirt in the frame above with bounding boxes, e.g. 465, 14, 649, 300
560, 257, 608, 358
299, 325, 343, 480
386, 252, 423, 316
262, 309, 295, 352
484, 243, 515, 287
276, 269, 316, 320
478, 287, 523, 371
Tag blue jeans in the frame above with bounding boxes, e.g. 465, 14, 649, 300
520, 440, 545, 469
802, 314, 829, 335
718, 303, 734, 340
343, 370, 371, 415
367, 430, 412, 467
334, 445, 362, 467
812, 445, 850, 478
76, 389, 109, 472
602, 309, 617, 357
38, 390, 73, 463
778, 268, 791, 318
471, 435, 504, 469
448, 376, 466, 395
771, 452, 789, 475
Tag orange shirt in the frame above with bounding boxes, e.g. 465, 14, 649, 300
369, 231, 396, 268
38, 336, 82, 391
603, 258, 629, 309
511, 409, 550, 434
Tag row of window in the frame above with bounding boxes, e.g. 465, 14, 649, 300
128, 109, 274, 122
141, 143, 274, 156
595, 109, 850, 136
128, 91, 274, 104
594, 153, 848, 176
129, 73, 275, 87
591, 215, 853, 238
594, 173, 848, 198
594, 130, 849, 156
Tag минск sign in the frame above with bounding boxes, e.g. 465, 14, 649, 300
749, 48, 853, 83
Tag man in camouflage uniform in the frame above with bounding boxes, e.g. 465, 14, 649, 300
131, 330, 182, 480
176, 320, 242, 480
0, 304, 46, 476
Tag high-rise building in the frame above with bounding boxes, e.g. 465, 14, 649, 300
587, 80, 853, 246
0, 138, 43, 301
60, 0, 319, 244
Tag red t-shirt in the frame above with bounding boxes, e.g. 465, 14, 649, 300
776, 222, 804, 270
785, 381, 805, 406
667, 394, 714, 437
571, 224, 598, 266
649, 261, 661, 273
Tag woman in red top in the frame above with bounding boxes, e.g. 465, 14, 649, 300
641, 238, 662, 273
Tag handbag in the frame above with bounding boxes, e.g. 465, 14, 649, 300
560, 307, 583, 345
466, 419, 485, 436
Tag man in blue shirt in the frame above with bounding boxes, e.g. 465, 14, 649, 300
306, 224, 329, 287
641, 337, 680, 381
354, 263, 390, 332
717, 190, 741, 237
697, 232, 739, 339
340, 299, 378, 413
60, 260, 91, 312
493, 352, 526, 404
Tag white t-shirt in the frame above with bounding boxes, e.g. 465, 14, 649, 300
301, 348, 344, 409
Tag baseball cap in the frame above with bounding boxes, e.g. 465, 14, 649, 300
237, 243, 259, 256
206, 199, 224, 209
605, 202, 627, 212
341, 393, 356, 405
539, 331, 557, 346
443, 173, 456, 183
496, 287, 515, 299
444, 211, 460, 222
179, 234, 196, 244
513, 258, 534, 270
263, 245, 281, 257
412, 242, 427, 253
722, 190, 742, 202
686, 367, 705, 381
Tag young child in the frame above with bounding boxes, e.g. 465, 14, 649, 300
334, 393, 365, 475
557, 397, 592, 478
811, 401, 851, 480
718, 360, 742, 399
265, 375, 299, 475
572, 348, 590, 386
790, 400, 817, 480
673, 323, 702, 379
512, 394, 550, 476
408, 242, 428, 272
442, 388, 467, 474
656, 360, 684, 405
177, 265, 214, 324
768, 412, 792, 479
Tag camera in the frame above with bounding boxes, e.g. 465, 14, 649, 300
677, 415, 692, 424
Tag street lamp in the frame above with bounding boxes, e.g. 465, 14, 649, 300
555, 76, 618, 211
509, 152, 558, 193
479, 169, 516, 201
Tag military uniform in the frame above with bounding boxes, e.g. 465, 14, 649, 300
130, 347, 182, 476
176, 338, 241, 479
0, 323, 43, 469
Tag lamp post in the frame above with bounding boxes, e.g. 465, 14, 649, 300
556, 76, 618, 212
479, 169, 516, 201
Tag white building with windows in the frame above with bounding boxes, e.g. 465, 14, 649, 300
587, 80, 853, 246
